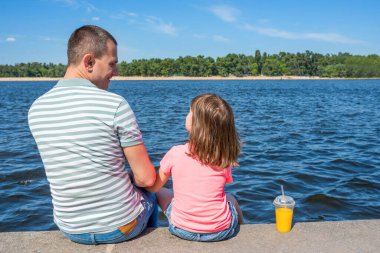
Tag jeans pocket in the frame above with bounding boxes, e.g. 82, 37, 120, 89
119, 218, 138, 235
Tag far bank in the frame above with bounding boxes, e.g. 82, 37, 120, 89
1, 76, 379, 82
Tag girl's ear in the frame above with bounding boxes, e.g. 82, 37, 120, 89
185, 110, 193, 132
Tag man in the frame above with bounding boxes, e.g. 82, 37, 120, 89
28, 25, 157, 245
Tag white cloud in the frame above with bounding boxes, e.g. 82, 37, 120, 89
6, 37, 16, 42
54, 0, 98, 13
54, 0, 80, 8
192, 34, 230, 43
145, 16, 177, 36
42, 37, 53, 41
127, 12, 138, 17
209, 5, 239, 23
193, 34, 207, 39
84, 3, 97, 13
303, 33, 363, 44
244, 25, 296, 39
242, 23, 364, 44
213, 35, 230, 43
92, 16, 100, 21
109, 12, 176, 35
110, 11, 139, 20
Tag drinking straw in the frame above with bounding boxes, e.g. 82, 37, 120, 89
281, 185, 286, 202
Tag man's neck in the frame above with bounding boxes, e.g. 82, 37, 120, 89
64, 65, 90, 80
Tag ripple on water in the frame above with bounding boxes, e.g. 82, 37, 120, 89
329, 177, 380, 202
304, 194, 348, 208
1, 167, 46, 182
0, 151, 24, 158
1, 80, 380, 231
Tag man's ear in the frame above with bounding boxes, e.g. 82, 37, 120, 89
83, 54, 95, 72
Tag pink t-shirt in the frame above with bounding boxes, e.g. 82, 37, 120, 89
160, 143, 233, 233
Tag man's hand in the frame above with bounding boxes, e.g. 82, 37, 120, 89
123, 144, 156, 187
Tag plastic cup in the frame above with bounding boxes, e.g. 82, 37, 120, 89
273, 195, 295, 232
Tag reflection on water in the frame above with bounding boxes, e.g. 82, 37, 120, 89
0, 79, 379, 231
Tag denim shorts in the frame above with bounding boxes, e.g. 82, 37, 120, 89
62, 188, 158, 245
165, 201, 240, 242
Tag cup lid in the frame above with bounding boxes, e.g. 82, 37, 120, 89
273, 195, 295, 207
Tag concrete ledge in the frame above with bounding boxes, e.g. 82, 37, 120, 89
1, 220, 379, 253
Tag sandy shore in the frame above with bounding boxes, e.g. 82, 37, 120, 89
111, 75, 328, 81
0, 75, 350, 82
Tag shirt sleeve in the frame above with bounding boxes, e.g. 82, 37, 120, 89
114, 99, 143, 147
225, 167, 233, 184
160, 147, 175, 176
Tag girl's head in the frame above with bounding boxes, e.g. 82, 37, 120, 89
187, 93, 240, 168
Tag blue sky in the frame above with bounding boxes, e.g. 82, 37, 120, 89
1, 0, 379, 65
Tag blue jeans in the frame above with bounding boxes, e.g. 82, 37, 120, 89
62, 188, 158, 245
165, 201, 240, 242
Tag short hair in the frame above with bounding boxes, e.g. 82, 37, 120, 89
67, 25, 117, 66
188, 93, 241, 168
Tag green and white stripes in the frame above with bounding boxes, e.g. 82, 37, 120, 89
28, 79, 144, 233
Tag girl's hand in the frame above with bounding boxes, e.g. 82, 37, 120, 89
145, 168, 170, 192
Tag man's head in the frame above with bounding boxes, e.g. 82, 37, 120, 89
67, 25, 118, 90
68, 25, 117, 66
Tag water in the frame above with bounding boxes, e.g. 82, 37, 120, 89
1, 79, 379, 232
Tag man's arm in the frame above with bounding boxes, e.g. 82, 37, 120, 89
123, 143, 156, 187
146, 168, 170, 192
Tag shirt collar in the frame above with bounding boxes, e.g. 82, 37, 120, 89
54, 78, 97, 88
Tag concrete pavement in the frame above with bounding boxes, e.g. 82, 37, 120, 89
0, 219, 379, 253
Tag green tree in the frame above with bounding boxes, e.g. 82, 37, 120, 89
262, 58, 287, 76
1, 51, 379, 78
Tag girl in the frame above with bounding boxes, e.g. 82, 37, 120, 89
147, 93, 244, 242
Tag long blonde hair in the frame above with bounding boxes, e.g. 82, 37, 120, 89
188, 93, 240, 168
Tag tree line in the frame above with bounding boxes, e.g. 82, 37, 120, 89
1, 50, 379, 78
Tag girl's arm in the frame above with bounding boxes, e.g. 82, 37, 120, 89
145, 168, 170, 192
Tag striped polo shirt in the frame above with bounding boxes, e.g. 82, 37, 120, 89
28, 78, 144, 234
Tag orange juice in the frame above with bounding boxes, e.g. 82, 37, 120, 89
275, 207, 293, 232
